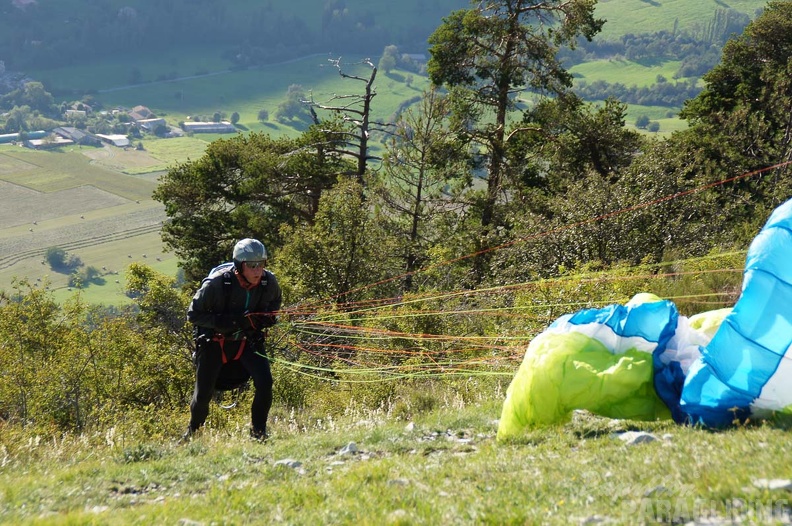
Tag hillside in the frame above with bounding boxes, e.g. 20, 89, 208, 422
3, 397, 792, 524
0, 0, 768, 71
0, 0, 470, 70
0, 0, 773, 303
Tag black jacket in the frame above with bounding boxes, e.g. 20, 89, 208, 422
187, 268, 282, 337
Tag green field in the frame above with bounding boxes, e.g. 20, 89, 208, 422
593, 0, 766, 40
31, 51, 431, 137
570, 58, 688, 86
0, 144, 175, 305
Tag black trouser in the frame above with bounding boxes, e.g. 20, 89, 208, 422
189, 337, 273, 434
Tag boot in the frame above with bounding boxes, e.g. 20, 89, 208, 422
250, 427, 268, 442
178, 426, 199, 444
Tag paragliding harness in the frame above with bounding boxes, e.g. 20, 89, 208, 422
193, 261, 265, 409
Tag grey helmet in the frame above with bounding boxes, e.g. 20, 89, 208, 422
232, 238, 267, 264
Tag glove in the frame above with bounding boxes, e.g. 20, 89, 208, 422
214, 313, 251, 334
246, 312, 277, 330
245, 330, 266, 352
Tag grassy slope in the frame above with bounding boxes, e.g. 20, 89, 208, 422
1, 398, 791, 524
594, 0, 766, 40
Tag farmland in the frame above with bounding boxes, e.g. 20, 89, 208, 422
0, 57, 430, 305
593, 0, 765, 40
0, 145, 174, 304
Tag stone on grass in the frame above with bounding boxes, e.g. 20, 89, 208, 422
274, 458, 302, 469
338, 442, 358, 455
614, 431, 659, 446
753, 478, 792, 491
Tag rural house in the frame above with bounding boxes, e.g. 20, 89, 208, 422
96, 134, 130, 147
54, 127, 102, 146
128, 105, 154, 121
64, 109, 87, 119
25, 134, 74, 150
136, 118, 167, 133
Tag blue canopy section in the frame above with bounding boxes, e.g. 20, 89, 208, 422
551, 296, 679, 351
681, 198, 792, 427
498, 199, 792, 433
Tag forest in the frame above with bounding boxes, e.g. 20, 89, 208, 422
0, 0, 468, 70
1, 0, 792, 440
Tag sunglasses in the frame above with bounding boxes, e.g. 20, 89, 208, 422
245, 260, 266, 269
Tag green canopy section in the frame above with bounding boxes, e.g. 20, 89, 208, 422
497, 331, 671, 440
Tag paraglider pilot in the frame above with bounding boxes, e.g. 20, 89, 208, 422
182, 238, 282, 441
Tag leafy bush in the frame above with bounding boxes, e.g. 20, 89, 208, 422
0, 269, 194, 435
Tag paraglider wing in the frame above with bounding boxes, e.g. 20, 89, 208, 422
681, 198, 792, 427
497, 295, 677, 440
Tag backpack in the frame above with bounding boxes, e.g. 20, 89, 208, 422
192, 262, 235, 343
207, 261, 236, 292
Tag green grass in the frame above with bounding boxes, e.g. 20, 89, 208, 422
0, 145, 172, 304
0, 148, 157, 199
1, 396, 791, 525
127, 136, 213, 174
30, 45, 233, 93
49, 252, 180, 306
92, 58, 430, 134
2, 229, 177, 305
594, 0, 767, 41
33, 52, 431, 142
570, 58, 688, 86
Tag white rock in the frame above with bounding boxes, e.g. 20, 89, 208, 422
274, 458, 302, 469
338, 442, 358, 455
753, 478, 792, 491
615, 431, 659, 446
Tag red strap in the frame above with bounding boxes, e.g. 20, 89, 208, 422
212, 334, 246, 364
233, 339, 246, 361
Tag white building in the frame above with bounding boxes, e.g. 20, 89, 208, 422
96, 134, 130, 147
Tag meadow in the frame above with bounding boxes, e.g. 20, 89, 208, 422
570, 59, 686, 86
34, 53, 431, 137
2, 392, 792, 525
0, 145, 172, 303
593, 0, 766, 40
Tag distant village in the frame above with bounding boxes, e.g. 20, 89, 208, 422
0, 99, 238, 150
